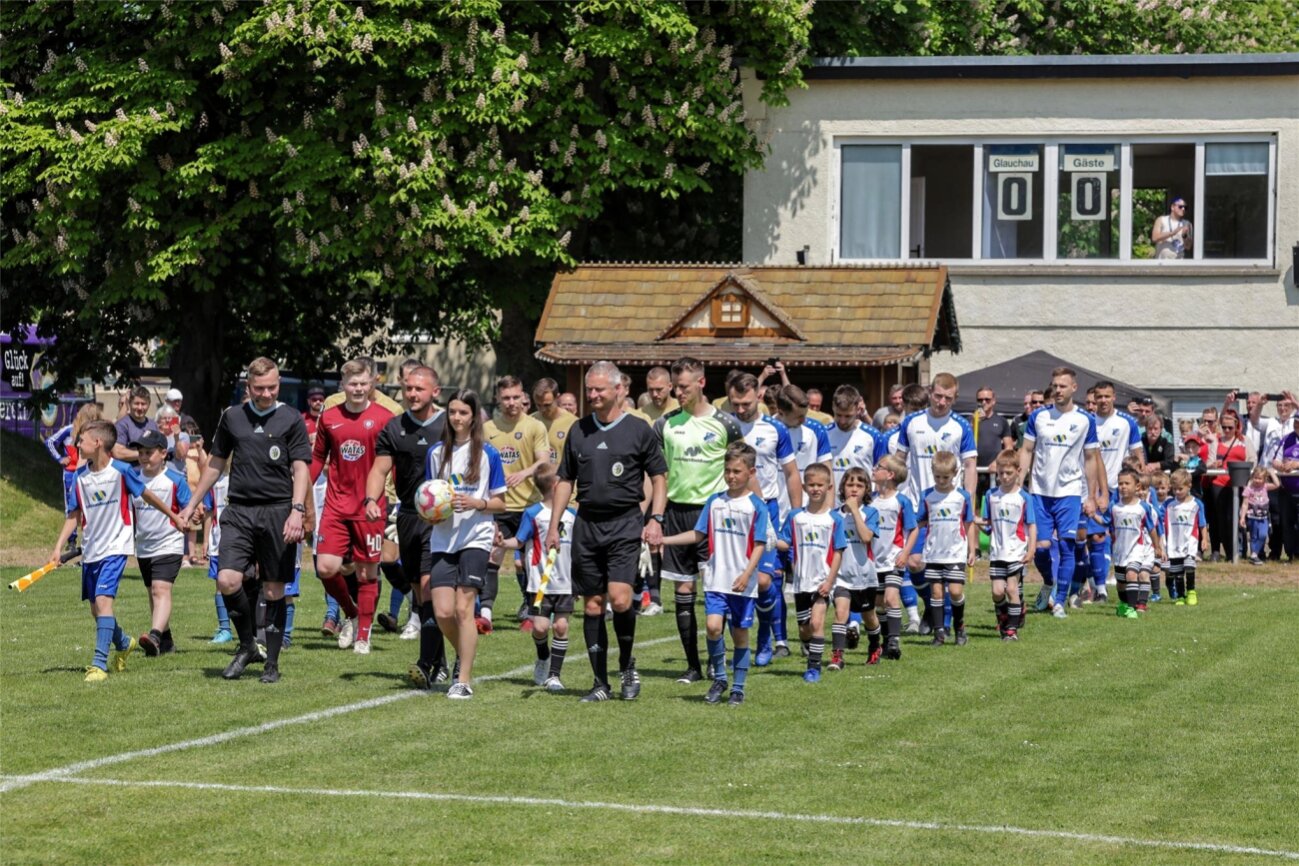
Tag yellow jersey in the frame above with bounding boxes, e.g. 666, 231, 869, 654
530, 409, 579, 464
485, 412, 550, 512
638, 395, 679, 422
808, 409, 834, 426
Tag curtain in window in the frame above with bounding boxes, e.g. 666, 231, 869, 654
840, 146, 901, 258
1205, 143, 1268, 176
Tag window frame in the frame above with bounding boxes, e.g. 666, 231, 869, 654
830, 133, 1276, 268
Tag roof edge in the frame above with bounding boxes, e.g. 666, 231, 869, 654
800, 53, 1299, 81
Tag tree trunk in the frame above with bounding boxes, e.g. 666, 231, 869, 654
167, 290, 230, 439
492, 304, 550, 386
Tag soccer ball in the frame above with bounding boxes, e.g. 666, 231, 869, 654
415, 479, 454, 524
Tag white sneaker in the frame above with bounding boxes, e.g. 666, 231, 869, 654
337, 617, 357, 649
533, 659, 548, 686
903, 619, 921, 635
639, 602, 663, 617
353, 638, 371, 655
400, 617, 421, 640
1052, 603, 1067, 619
446, 682, 473, 699
543, 675, 564, 692
479, 607, 493, 624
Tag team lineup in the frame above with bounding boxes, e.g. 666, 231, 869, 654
53, 355, 1197, 702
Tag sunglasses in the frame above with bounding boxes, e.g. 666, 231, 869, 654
977, 397, 995, 403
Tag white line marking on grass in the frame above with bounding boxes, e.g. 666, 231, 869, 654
6, 776, 1297, 861
0, 632, 684, 794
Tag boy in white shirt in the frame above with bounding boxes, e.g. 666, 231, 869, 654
871, 455, 918, 660
775, 463, 847, 684
1163, 468, 1207, 606
661, 443, 770, 705
981, 449, 1036, 640
831, 467, 880, 669
1110, 469, 1165, 619
900, 451, 977, 647
130, 431, 193, 656
50, 421, 180, 682
502, 465, 577, 692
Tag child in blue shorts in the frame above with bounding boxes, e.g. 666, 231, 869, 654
50, 420, 180, 682
661, 443, 770, 705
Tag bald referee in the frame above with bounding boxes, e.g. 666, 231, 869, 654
547, 361, 667, 703
180, 357, 310, 683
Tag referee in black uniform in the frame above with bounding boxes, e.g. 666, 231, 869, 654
364, 365, 449, 686
180, 358, 310, 683
547, 361, 667, 703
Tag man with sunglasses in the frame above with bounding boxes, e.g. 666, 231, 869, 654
973, 388, 1013, 507
1153, 197, 1193, 259
1013, 391, 1046, 448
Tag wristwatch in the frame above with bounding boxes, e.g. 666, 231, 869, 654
650, 514, 665, 524
362, 496, 377, 505
291, 503, 306, 513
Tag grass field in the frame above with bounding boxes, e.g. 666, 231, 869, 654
2, 556, 1297, 865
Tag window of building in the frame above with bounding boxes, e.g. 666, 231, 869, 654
711, 291, 748, 332
835, 136, 1275, 265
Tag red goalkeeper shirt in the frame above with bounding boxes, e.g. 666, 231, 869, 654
310, 401, 394, 518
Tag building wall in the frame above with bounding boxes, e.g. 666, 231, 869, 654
742, 72, 1299, 393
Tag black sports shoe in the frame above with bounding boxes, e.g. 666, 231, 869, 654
846, 624, 860, 650
954, 627, 968, 646
222, 645, 264, 680
433, 664, 450, 684
884, 637, 902, 660
160, 636, 176, 654
930, 629, 946, 647
408, 661, 433, 690
675, 668, 703, 685
705, 679, 728, 704
259, 664, 280, 684
727, 689, 746, 706
139, 632, 161, 657
619, 660, 641, 701
376, 613, 400, 634
579, 683, 613, 702
516, 602, 530, 621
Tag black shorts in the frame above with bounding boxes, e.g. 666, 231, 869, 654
794, 591, 828, 621
571, 509, 642, 597
529, 593, 576, 618
924, 562, 966, 586
495, 511, 524, 542
428, 548, 490, 590
661, 501, 706, 582
218, 502, 298, 584
988, 561, 1026, 580
395, 511, 433, 592
833, 586, 876, 612
139, 554, 182, 587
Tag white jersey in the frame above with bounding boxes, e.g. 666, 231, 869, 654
65, 461, 145, 563
206, 474, 229, 557
424, 440, 508, 554
982, 486, 1036, 563
133, 468, 191, 558
1093, 411, 1143, 490
916, 486, 975, 564
779, 508, 847, 594
1111, 499, 1161, 570
736, 415, 795, 502
1163, 496, 1207, 561
871, 492, 916, 572
516, 503, 575, 596
882, 427, 902, 457
895, 411, 977, 504
836, 503, 880, 589
694, 491, 771, 597
778, 419, 832, 517
827, 422, 884, 496
1024, 406, 1100, 498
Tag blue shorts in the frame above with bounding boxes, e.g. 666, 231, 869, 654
82, 556, 127, 602
208, 555, 220, 580
1037, 495, 1082, 546
759, 500, 780, 575
1084, 512, 1110, 536
62, 470, 77, 505
704, 591, 757, 629
284, 545, 302, 597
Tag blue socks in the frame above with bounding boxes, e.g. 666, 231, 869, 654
285, 600, 296, 638
1034, 546, 1057, 586
1089, 536, 1112, 589
1053, 538, 1076, 607
214, 593, 231, 630
771, 576, 788, 643
900, 581, 918, 608
93, 615, 114, 670
707, 635, 727, 683
388, 586, 405, 619
733, 646, 751, 693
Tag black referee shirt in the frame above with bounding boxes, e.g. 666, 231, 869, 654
376, 410, 446, 512
559, 412, 666, 520
210, 403, 311, 505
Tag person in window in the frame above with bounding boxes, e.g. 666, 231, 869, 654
1152, 197, 1193, 259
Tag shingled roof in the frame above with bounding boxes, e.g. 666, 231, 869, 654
535, 263, 959, 367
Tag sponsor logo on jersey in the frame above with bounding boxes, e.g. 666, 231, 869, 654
800, 529, 827, 546
269, 445, 282, 461
514, 431, 523, 440
557, 431, 566, 439
934, 506, 957, 519
703, 431, 719, 443
597, 441, 608, 450
90, 488, 109, 503
834, 457, 853, 469
340, 440, 366, 462
611, 461, 624, 477
499, 446, 521, 464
